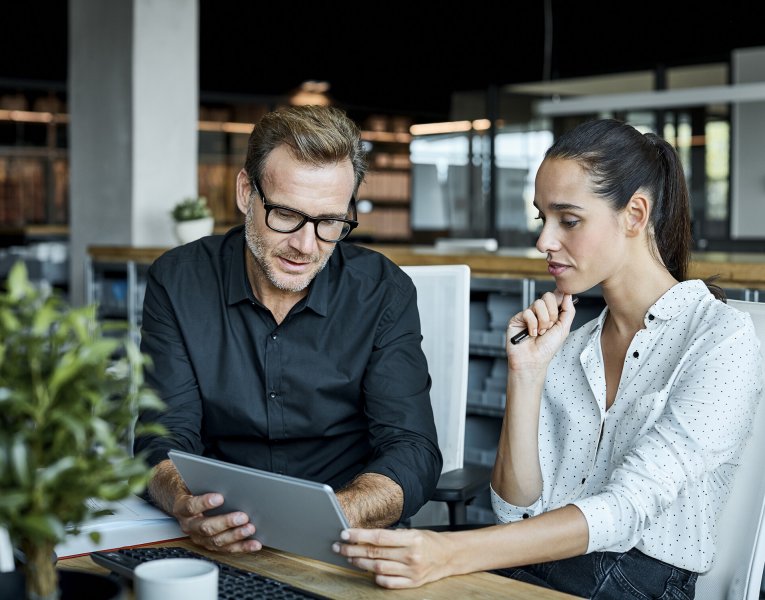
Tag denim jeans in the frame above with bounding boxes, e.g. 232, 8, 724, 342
493, 548, 698, 599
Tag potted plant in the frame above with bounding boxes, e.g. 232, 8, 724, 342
0, 261, 165, 599
171, 196, 215, 245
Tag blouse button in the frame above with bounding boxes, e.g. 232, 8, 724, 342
633, 351, 639, 358
271, 333, 278, 340
648, 314, 655, 321
522, 513, 529, 519
269, 392, 276, 399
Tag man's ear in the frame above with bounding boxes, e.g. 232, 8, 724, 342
235, 169, 252, 216
624, 192, 650, 237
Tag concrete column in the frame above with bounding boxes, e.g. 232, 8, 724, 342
69, 0, 198, 305
731, 46, 765, 239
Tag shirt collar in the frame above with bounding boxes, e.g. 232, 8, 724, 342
224, 225, 331, 317
646, 279, 708, 321
586, 279, 709, 336
225, 226, 251, 305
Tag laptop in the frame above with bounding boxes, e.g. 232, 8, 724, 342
168, 450, 354, 569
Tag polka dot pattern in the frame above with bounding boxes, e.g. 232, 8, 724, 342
491, 279, 764, 572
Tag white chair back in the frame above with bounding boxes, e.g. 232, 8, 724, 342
400, 264, 471, 475
696, 299, 765, 600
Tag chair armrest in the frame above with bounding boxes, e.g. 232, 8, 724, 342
431, 465, 493, 504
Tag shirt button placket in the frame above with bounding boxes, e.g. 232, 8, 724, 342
265, 328, 286, 474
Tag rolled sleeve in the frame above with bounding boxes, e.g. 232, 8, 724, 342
490, 484, 543, 523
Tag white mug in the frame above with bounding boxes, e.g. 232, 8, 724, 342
134, 557, 218, 600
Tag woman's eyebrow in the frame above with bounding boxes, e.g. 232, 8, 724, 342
533, 201, 585, 212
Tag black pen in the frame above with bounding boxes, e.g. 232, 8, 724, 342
509, 296, 579, 345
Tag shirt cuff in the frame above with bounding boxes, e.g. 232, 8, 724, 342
571, 495, 618, 552
490, 483, 543, 523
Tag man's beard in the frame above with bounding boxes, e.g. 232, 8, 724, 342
244, 203, 332, 293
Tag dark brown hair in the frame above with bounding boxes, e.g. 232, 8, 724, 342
545, 118, 724, 300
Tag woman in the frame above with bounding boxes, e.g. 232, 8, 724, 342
333, 119, 763, 599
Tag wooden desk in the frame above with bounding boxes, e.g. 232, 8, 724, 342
87, 243, 765, 290
58, 539, 583, 599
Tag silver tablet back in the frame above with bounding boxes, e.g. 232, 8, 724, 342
168, 450, 353, 569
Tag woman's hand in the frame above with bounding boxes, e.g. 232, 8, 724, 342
333, 527, 457, 588
506, 291, 576, 370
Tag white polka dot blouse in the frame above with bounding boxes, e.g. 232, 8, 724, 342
491, 279, 764, 573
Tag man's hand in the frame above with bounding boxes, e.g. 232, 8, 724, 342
172, 492, 262, 553
148, 458, 261, 553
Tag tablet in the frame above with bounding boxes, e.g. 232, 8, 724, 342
168, 450, 354, 569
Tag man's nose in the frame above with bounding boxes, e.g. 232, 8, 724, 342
289, 223, 319, 255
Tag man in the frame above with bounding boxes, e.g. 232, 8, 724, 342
134, 105, 442, 553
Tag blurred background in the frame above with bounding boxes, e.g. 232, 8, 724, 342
2, 0, 765, 301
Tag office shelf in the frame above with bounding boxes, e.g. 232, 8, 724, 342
85, 257, 149, 346
1, 97, 416, 244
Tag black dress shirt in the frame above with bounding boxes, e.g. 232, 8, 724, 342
134, 225, 442, 520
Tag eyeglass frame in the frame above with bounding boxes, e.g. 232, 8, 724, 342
250, 177, 359, 243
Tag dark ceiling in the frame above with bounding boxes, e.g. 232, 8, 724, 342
4, 1, 765, 124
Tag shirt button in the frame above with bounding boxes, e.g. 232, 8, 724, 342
269, 392, 276, 399
648, 314, 655, 321
271, 334, 277, 340
633, 351, 639, 358
581, 478, 586, 485
522, 513, 529, 519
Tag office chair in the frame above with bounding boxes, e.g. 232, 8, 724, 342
695, 299, 765, 600
401, 264, 492, 529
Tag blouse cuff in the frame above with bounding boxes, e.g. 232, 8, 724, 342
572, 495, 618, 552
490, 483, 543, 523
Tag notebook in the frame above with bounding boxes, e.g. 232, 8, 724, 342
167, 450, 354, 569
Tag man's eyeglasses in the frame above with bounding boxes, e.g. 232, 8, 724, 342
252, 179, 359, 243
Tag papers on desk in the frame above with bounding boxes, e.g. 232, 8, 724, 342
54, 495, 186, 559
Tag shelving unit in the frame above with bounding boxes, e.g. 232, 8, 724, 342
355, 124, 413, 242
84, 249, 159, 346
1, 101, 416, 244
0, 107, 69, 228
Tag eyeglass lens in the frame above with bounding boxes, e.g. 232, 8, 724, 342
266, 206, 351, 242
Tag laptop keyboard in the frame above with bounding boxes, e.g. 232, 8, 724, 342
111, 546, 330, 599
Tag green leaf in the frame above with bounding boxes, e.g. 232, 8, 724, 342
19, 514, 66, 542
0, 491, 28, 510
38, 456, 76, 486
51, 411, 87, 448
30, 303, 58, 337
0, 310, 21, 332
10, 435, 29, 486
6, 261, 32, 301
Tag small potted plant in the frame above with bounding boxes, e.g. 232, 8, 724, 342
0, 261, 165, 599
171, 196, 214, 245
